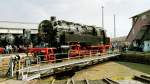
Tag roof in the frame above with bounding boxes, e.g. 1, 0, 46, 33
0, 21, 38, 29
127, 9, 150, 42
131, 9, 150, 18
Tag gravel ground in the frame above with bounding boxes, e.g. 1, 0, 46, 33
0, 79, 34, 84
39, 61, 150, 84
72, 61, 148, 80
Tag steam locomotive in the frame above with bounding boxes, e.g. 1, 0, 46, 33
0, 16, 111, 62
28, 16, 111, 62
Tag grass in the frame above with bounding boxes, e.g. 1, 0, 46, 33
117, 61, 150, 74
125, 51, 150, 55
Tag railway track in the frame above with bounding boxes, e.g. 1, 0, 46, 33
50, 78, 91, 84
75, 79, 89, 84
3, 76, 150, 84
50, 78, 120, 84
133, 75, 150, 83
66, 78, 89, 84
50, 75, 150, 84
103, 78, 119, 84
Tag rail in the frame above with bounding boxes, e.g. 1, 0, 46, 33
103, 78, 119, 84
85, 79, 90, 84
70, 78, 90, 84
140, 75, 150, 79
133, 75, 150, 83
66, 79, 71, 84
71, 78, 75, 84
51, 79, 55, 84
50, 78, 120, 84
36, 50, 102, 62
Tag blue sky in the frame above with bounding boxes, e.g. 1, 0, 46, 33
0, 0, 150, 37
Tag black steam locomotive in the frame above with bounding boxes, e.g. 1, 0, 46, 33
0, 16, 110, 48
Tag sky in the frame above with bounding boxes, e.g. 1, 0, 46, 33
0, 0, 150, 37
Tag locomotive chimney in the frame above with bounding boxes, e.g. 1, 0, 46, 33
50, 16, 56, 21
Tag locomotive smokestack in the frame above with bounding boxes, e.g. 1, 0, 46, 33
50, 16, 56, 21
